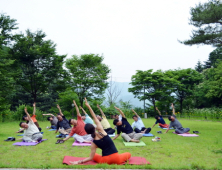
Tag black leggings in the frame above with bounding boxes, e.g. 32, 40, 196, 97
104, 128, 115, 134
134, 127, 151, 133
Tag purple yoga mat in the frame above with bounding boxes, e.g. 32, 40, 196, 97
178, 134, 199, 137
13, 139, 47, 146
72, 141, 91, 146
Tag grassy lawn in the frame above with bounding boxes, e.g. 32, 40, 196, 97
0, 118, 222, 169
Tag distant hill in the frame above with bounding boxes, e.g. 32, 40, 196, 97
104, 82, 144, 108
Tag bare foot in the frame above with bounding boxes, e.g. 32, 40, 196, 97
130, 139, 140, 143
84, 140, 92, 143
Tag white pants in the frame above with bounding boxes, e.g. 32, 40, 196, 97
74, 134, 92, 143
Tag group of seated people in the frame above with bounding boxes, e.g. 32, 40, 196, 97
17, 100, 190, 165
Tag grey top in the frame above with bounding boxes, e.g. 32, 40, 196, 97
169, 115, 183, 129
50, 116, 58, 125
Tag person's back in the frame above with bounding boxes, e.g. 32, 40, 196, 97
24, 120, 39, 136
117, 117, 133, 134
93, 132, 117, 156
169, 115, 183, 129
51, 116, 58, 126
84, 114, 94, 124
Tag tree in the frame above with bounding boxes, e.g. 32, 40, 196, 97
11, 29, 67, 103
106, 76, 122, 107
129, 70, 177, 114
170, 68, 202, 113
180, 0, 222, 47
195, 60, 204, 72
0, 14, 18, 118
65, 54, 110, 107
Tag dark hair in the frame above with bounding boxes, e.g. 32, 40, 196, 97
22, 115, 27, 121
84, 123, 96, 138
168, 116, 172, 121
155, 115, 159, 120
113, 119, 119, 125
69, 119, 72, 125
132, 115, 137, 119
19, 122, 24, 127
114, 114, 118, 117
47, 117, 51, 121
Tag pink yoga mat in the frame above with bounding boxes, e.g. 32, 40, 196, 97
13, 139, 47, 146
173, 132, 190, 134
178, 134, 199, 137
72, 141, 91, 146
63, 156, 151, 165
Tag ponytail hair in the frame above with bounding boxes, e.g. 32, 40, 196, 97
84, 123, 96, 138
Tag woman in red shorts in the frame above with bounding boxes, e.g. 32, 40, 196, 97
70, 98, 131, 165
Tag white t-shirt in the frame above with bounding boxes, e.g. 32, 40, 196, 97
131, 117, 145, 130
23, 119, 39, 137
118, 114, 122, 121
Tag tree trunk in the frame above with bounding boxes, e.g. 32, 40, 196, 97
180, 99, 183, 114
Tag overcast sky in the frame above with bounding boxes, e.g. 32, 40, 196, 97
2, 0, 214, 82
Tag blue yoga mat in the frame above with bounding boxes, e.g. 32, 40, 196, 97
143, 133, 154, 137
48, 129, 56, 131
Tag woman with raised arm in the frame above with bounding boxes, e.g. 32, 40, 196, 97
70, 98, 131, 165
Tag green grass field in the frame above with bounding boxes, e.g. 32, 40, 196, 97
0, 118, 222, 169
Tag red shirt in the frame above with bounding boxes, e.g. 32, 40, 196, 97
31, 115, 37, 122
69, 115, 87, 136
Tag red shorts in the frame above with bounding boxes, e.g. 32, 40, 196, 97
93, 152, 131, 164
159, 123, 169, 128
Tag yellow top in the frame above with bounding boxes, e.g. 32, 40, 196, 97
101, 116, 110, 129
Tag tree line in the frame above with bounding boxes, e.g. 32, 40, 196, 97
1, 0, 222, 121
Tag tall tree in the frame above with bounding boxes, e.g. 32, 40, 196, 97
0, 14, 18, 116
11, 29, 67, 103
129, 70, 177, 114
195, 60, 204, 72
65, 54, 110, 107
170, 68, 202, 113
180, 0, 222, 47
106, 76, 122, 107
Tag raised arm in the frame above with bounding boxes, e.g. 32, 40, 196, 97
57, 104, 64, 116
33, 102, 36, 115
79, 106, 87, 115
42, 113, 54, 117
114, 106, 125, 118
171, 103, 175, 115
156, 107, 161, 115
73, 100, 81, 117
24, 107, 32, 121
131, 109, 140, 118
85, 98, 105, 133
97, 104, 106, 118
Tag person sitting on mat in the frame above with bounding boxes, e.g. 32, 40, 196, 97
131, 109, 151, 134
62, 100, 92, 143
165, 103, 190, 134
96, 104, 115, 135
112, 107, 143, 143
55, 104, 72, 135
79, 106, 94, 125
70, 98, 131, 165
42, 113, 58, 129
151, 107, 169, 128
16, 103, 42, 133
18, 107, 43, 142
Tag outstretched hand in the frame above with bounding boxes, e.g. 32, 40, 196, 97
33, 102, 36, 107
24, 107, 27, 112
97, 104, 100, 108
57, 104, 60, 109
79, 106, 83, 109
84, 98, 90, 107
171, 103, 174, 108
114, 106, 120, 110
156, 107, 158, 110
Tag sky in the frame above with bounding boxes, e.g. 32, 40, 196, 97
2, 0, 214, 82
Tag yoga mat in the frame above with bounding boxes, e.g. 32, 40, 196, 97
48, 129, 56, 131
143, 133, 154, 137
13, 139, 47, 146
63, 156, 151, 165
123, 140, 146, 146
178, 134, 199, 137
158, 126, 174, 130
17, 132, 44, 136
173, 132, 190, 134
108, 133, 115, 137
72, 141, 91, 146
